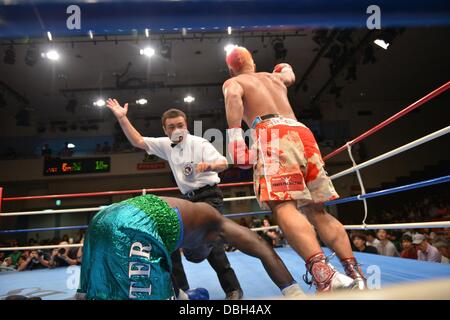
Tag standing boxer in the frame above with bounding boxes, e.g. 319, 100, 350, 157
221, 47, 365, 292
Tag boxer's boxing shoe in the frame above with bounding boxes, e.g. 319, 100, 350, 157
341, 257, 366, 290
304, 252, 359, 293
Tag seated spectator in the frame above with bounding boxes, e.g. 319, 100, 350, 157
17, 250, 51, 271
261, 218, 283, 248
351, 233, 378, 254
366, 231, 380, 248
375, 229, 400, 257
400, 234, 418, 260
413, 234, 442, 263
49, 241, 79, 267
0, 256, 16, 271
434, 241, 450, 264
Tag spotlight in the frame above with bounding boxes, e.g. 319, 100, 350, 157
4, 45, 15, 65
25, 45, 38, 67
375, 29, 400, 50
136, 98, 148, 105
224, 44, 237, 56
272, 38, 287, 60
145, 28, 150, 38
93, 99, 105, 107
67, 143, 75, 149
184, 95, 195, 103
227, 26, 232, 35
88, 30, 94, 39
374, 39, 389, 50
41, 50, 60, 61
140, 47, 155, 57
47, 31, 53, 41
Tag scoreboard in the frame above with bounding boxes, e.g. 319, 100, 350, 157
44, 157, 111, 176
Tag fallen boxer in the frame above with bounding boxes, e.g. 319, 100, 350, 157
76, 194, 305, 300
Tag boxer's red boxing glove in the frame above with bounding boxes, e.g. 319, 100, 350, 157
227, 127, 254, 170
273, 63, 292, 73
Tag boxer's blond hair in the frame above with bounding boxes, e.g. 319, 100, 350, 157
226, 46, 254, 74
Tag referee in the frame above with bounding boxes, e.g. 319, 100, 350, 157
106, 99, 243, 300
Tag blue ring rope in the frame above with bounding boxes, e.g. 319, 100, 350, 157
1, 175, 449, 234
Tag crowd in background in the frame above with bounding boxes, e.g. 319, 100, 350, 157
0, 231, 84, 272
1, 193, 449, 271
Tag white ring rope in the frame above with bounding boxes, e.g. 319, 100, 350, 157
330, 125, 450, 180
0, 206, 107, 217
1, 221, 449, 252
0, 243, 82, 251
346, 142, 369, 227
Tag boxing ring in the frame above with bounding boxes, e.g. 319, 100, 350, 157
1, 81, 449, 299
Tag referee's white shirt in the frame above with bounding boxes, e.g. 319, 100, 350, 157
143, 134, 226, 194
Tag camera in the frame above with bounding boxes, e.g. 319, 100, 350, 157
37, 250, 44, 257
58, 248, 66, 255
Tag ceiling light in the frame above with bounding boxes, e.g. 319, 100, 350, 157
140, 47, 155, 57
184, 95, 195, 103
224, 44, 237, 56
374, 39, 389, 50
93, 99, 105, 107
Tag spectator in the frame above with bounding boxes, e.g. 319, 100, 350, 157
351, 233, 378, 254
250, 216, 262, 228
434, 241, 450, 264
41, 144, 52, 160
400, 234, 418, 260
413, 234, 442, 263
375, 229, 400, 257
17, 250, 51, 271
1, 256, 15, 271
366, 231, 381, 248
261, 218, 283, 248
49, 241, 79, 267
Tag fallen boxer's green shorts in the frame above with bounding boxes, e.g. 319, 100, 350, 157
77, 194, 183, 300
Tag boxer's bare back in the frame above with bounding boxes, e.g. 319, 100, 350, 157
223, 72, 296, 128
